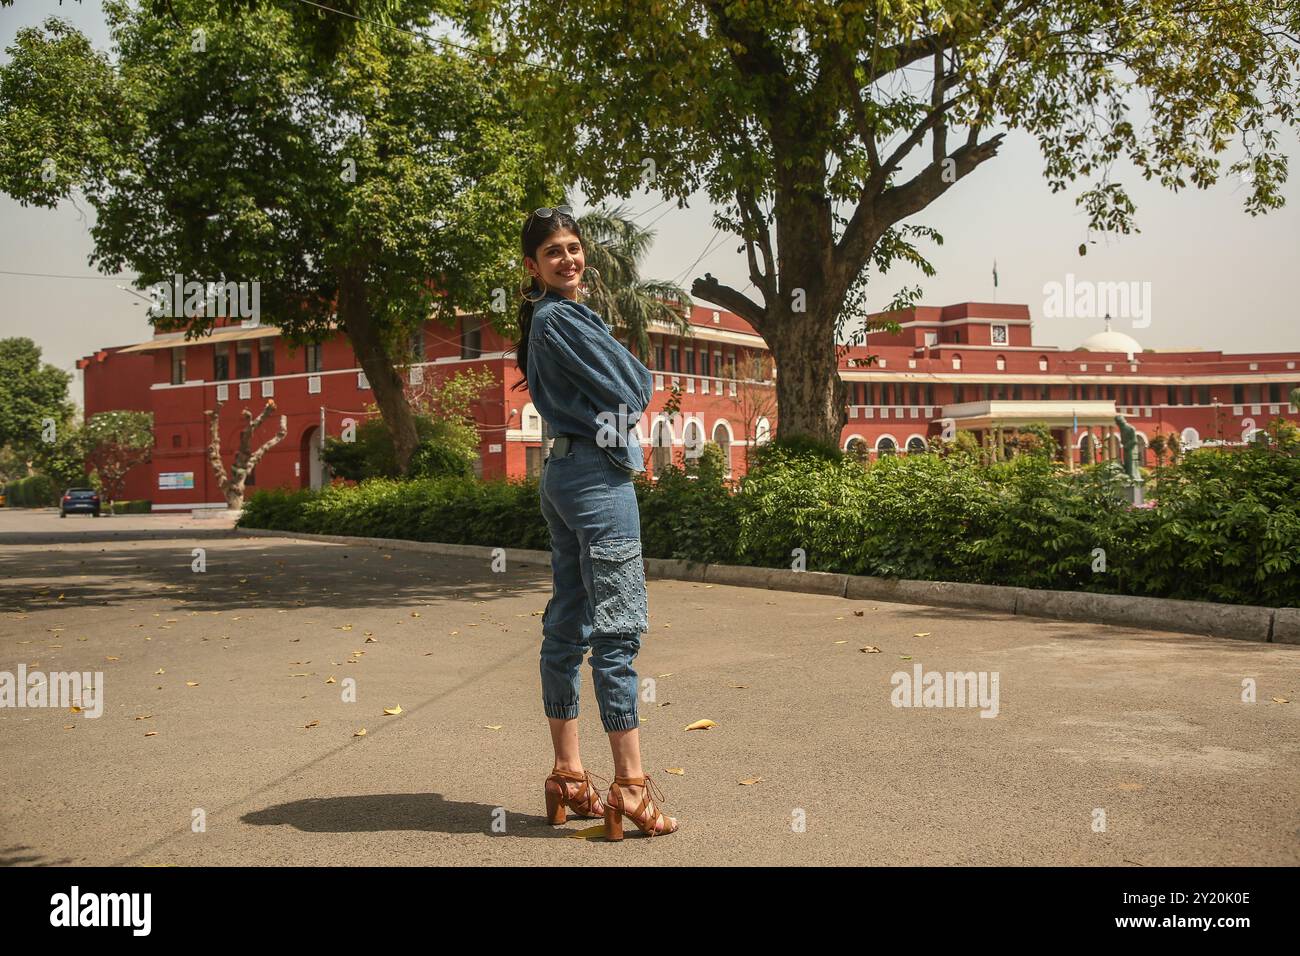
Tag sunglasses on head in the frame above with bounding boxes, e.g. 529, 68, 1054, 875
530, 204, 573, 222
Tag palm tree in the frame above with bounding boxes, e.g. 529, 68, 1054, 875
563, 196, 694, 358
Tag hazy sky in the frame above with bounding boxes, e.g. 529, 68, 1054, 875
3, 1, 1297, 413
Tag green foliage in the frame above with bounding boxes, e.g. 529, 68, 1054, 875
0, 338, 75, 452
109, 498, 152, 514
639, 444, 742, 564
2, 473, 59, 507
239, 443, 1300, 607
747, 434, 845, 474
82, 410, 153, 504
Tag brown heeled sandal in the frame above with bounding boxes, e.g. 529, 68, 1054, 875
544, 767, 608, 824
604, 774, 679, 840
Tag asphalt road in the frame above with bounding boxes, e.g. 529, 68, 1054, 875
1, 509, 1297, 865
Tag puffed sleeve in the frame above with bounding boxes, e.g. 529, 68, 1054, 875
538, 299, 653, 414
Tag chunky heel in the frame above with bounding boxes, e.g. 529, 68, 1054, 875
545, 783, 566, 824
543, 767, 607, 824
605, 774, 678, 839
604, 804, 624, 841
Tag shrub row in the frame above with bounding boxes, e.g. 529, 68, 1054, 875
238, 446, 1300, 608
2, 474, 59, 507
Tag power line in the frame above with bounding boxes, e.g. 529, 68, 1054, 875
0, 269, 138, 280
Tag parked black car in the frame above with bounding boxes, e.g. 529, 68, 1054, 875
60, 488, 101, 517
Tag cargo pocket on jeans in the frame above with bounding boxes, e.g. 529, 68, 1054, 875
588, 536, 649, 635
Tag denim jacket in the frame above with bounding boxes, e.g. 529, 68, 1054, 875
527, 290, 654, 474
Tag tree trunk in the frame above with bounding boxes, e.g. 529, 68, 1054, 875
763, 307, 845, 448
337, 266, 420, 474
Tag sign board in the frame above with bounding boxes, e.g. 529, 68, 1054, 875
159, 471, 195, 490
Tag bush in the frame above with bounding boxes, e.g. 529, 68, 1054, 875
109, 499, 152, 514
3, 474, 59, 507
238, 445, 1300, 607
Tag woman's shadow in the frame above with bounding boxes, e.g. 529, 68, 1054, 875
242, 793, 604, 840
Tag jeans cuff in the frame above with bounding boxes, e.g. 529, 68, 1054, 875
601, 712, 640, 733
544, 700, 580, 720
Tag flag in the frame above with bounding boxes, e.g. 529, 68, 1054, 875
992, 259, 998, 288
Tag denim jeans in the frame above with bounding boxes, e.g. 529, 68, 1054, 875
538, 435, 650, 733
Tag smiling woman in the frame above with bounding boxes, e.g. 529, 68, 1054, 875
508, 205, 677, 841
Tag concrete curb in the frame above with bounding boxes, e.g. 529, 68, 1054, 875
234, 526, 1294, 645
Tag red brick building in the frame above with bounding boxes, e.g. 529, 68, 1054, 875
78, 301, 1300, 511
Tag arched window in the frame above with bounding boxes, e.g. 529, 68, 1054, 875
845, 436, 868, 463
1181, 427, 1201, 449
906, 436, 927, 455
651, 418, 674, 473
682, 418, 704, 460
875, 435, 898, 457
712, 421, 732, 477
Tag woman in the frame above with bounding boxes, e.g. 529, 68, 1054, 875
511, 205, 679, 839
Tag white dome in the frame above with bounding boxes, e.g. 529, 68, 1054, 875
1078, 328, 1142, 355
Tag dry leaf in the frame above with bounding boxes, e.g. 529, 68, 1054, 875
685, 719, 717, 731
364, 635, 377, 643
665, 767, 685, 775
354, 728, 367, 737
185, 681, 199, 687
860, 645, 881, 653
144, 731, 158, 737
899, 656, 912, 661
567, 823, 607, 840
383, 705, 402, 716
914, 632, 932, 638
729, 683, 749, 689
106, 656, 119, 662
135, 714, 153, 720
853, 610, 864, 616
739, 777, 764, 786
69, 705, 82, 714
411, 611, 421, 618
325, 676, 336, 684
484, 724, 503, 730
1272, 696, 1290, 704
833, 640, 847, 645
338, 624, 353, 631
154, 668, 165, 675
304, 719, 320, 729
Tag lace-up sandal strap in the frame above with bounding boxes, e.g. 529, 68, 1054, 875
614, 775, 667, 835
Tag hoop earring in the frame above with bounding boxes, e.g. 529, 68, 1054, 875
520, 269, 546, 303
578, 266, 601, 300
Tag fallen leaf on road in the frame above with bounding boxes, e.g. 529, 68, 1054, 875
411, 612, 421, 618
484, 724, 503, 730
144, 731, 158, 737
69, 705, 82, 714
185, 681, 199, 687
383, 705, 402, 716
899, 656, 912, 661
567, 823, 607, 840
305, 720, 320, 729
365, 635, 377, 643
1272, 697, 1290, 704
665, 767, 685, 775
914, 632, 931, 638
106, 656, 119, 662
685, 719, 717, 731
729, 683, 749, 688
134, 714, 153, 720
354, 728, 367, 736
853, 610, 864, 616
325, 676, 336, 684
833, 640, 847, 645
860, 645, 881, 653
154, 668, 165, 675
739, 777, 763, 786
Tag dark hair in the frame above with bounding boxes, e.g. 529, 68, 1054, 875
511, 209, 584, 393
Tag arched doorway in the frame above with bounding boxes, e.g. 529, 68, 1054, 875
300, 425, 329, 490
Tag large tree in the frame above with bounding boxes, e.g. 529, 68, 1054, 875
469, 0, 1299, 446
0, 0, 559, 473
0, 337, 76, 459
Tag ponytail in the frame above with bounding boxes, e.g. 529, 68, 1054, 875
510, 275, 542, 393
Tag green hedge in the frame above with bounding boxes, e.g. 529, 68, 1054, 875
2, 474, 59, 507
238, 446, 1300, 607
110, 499, 152, 514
